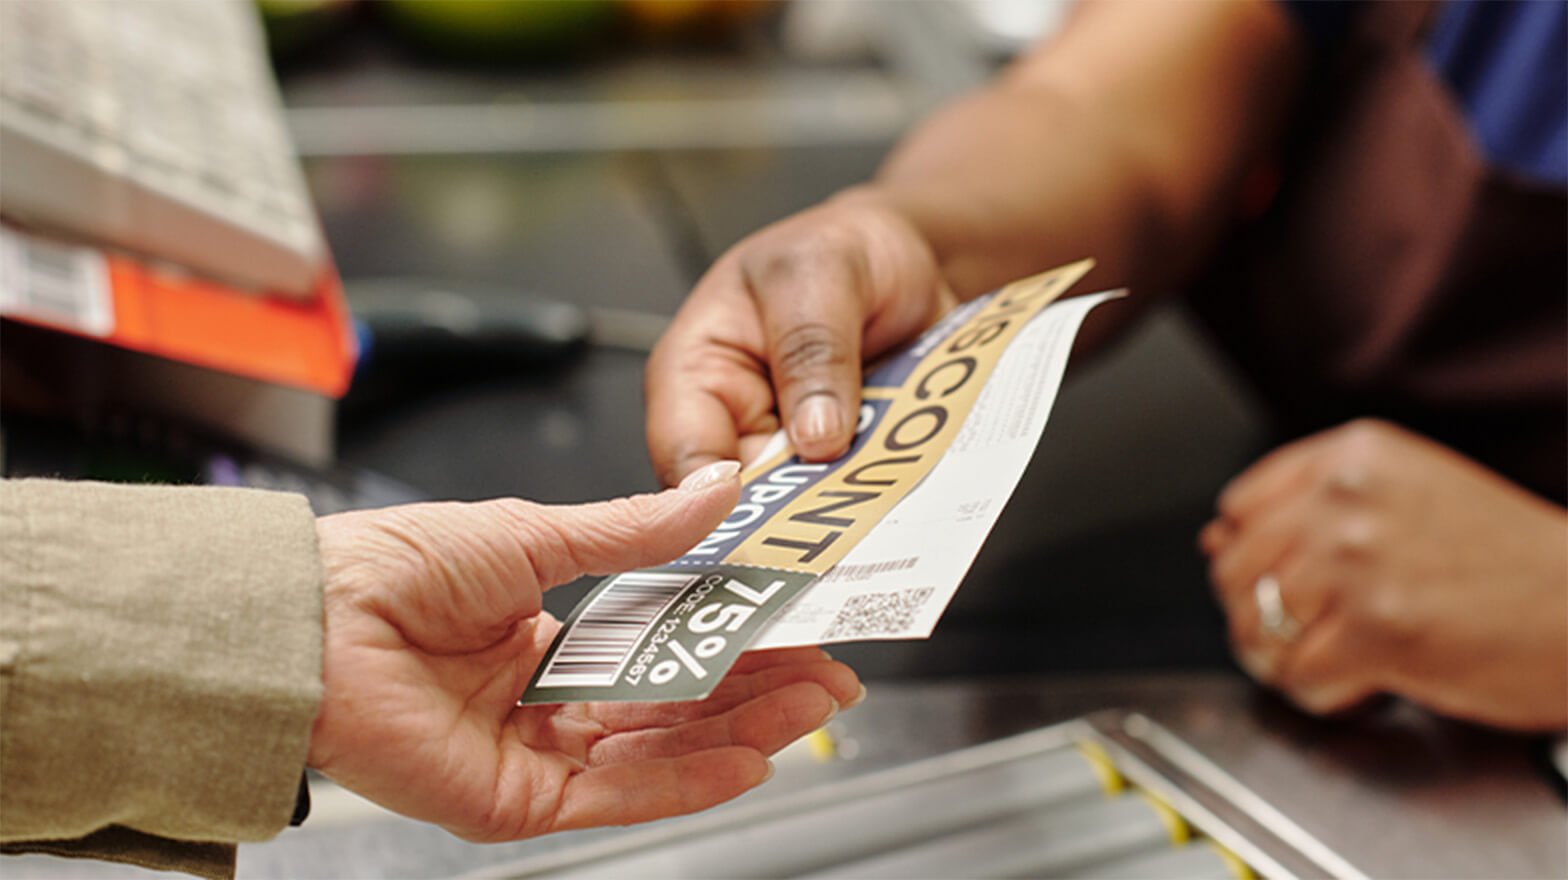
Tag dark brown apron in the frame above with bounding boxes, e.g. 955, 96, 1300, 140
1187, 1, 1567, 504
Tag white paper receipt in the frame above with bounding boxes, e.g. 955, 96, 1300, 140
752, 290, 1116, 648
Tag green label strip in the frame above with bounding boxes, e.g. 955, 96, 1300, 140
521, 565, 817, 704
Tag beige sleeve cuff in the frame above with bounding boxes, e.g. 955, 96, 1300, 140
4, 827, 236, 879
0, 479, 323, 857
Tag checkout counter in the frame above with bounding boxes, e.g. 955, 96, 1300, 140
7, 6, 1564, 877
238, 677, 1564, 879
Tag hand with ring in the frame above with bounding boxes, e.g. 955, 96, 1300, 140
1199, 419, 1568, 731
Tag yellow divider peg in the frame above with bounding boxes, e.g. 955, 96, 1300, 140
1136, 790, 1193, 847
805, 727, 837, 762
1075, 740, 1126, 796
1206, 839, 1258, 880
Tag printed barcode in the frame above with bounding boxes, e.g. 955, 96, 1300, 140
0, 229, 114, 336
819, 556, 920, 584
820, 587, 935, 641
535, 571, 698, 688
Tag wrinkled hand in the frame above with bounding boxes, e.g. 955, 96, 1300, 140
645, 189, 957, 486
308, 462, 862, 840
1200, 419, 1567, 731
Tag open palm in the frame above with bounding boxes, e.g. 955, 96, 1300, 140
307, 468, 860, 840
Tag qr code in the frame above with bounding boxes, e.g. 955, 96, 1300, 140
820, 587, 935, 641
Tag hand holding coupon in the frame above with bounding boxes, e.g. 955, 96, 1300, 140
523, 260, 1119, 704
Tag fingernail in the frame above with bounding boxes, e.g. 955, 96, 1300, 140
843, 684, 868, 709
1293, 687, 1334, 715
679, 459, 741, 493
761, 760, 776, 783
792, 395, 843, 451
1237, 648, 1276, 683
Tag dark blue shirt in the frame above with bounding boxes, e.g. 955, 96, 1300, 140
1285, 0, 1567, 186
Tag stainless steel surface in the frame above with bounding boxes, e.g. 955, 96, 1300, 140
6, 674, 1560, 879
465, 708, 1381, 880
1076, 841, 1234, 880
477, 731, 1110, 878
282, 675, 1559, 879
1124, 685, 1568, 880
801, 788, 1171, 880
1087, 711, 1364, 880
851, 677, 1565, 880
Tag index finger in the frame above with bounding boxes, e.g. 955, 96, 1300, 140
645, 269, 779, 487
1216, 433, 1325, 524
644, 365, 744, 487
1274, 617, 1380, 716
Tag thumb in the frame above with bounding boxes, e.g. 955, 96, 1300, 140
514, 459, 743, 589
743, 244, 866, 463
318, 462, 741, 655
